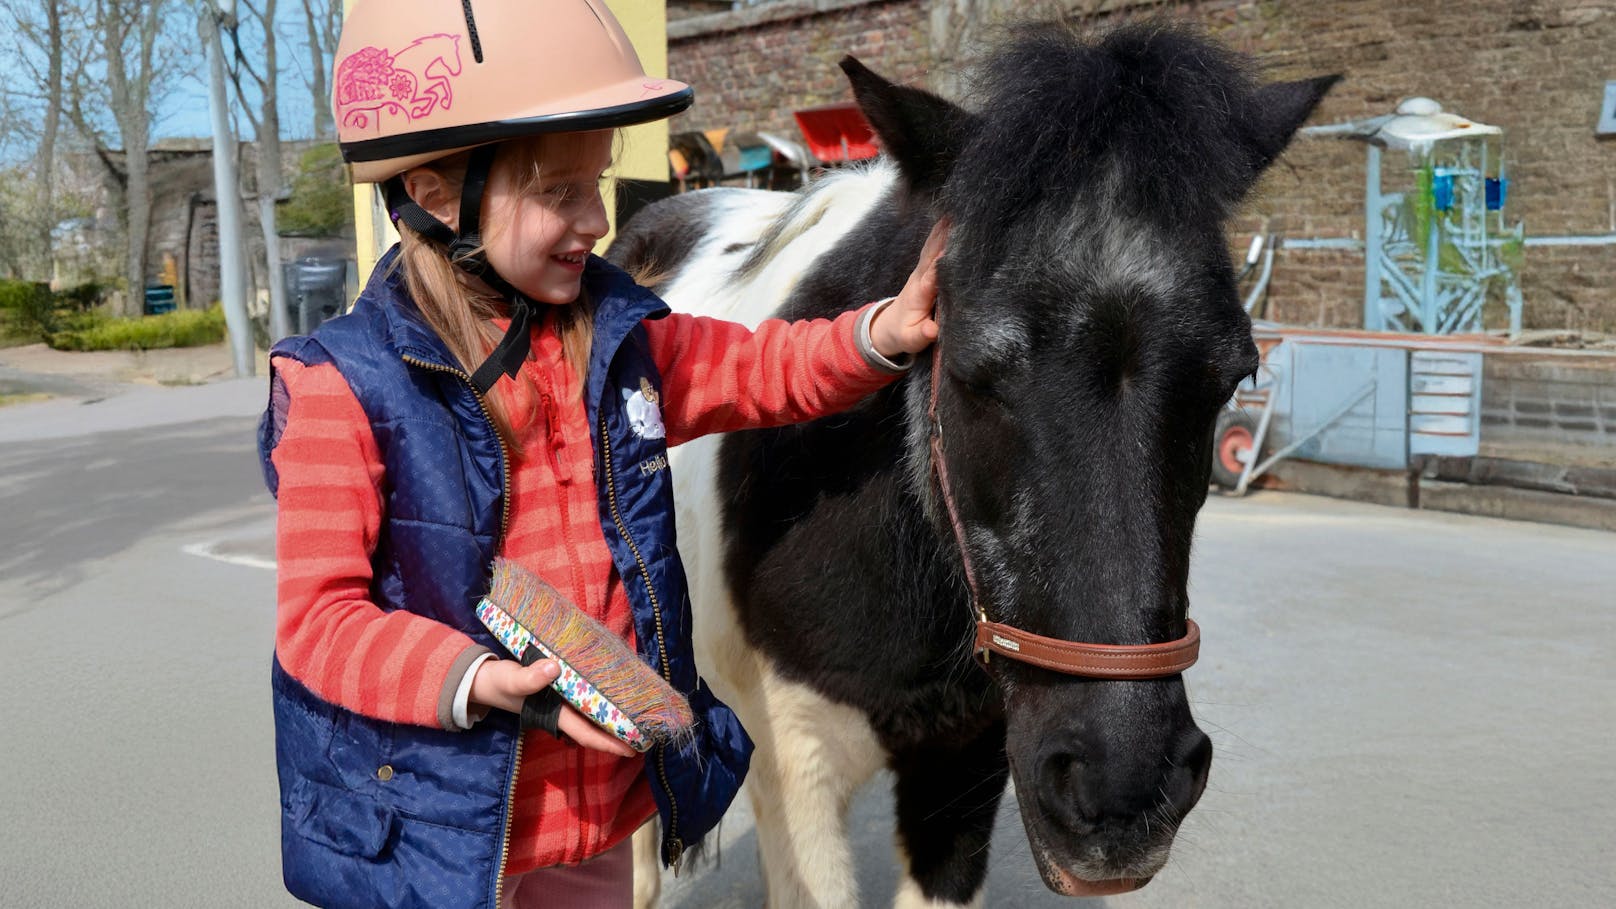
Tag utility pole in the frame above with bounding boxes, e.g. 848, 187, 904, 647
201, 0, 254, 377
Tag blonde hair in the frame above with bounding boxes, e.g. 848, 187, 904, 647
393, 135, 603, 450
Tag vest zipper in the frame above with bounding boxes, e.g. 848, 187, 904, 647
400, 353, 522, 905
598, 411, 686, 872
401, 355, 512, 537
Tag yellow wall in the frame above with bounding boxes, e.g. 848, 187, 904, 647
343, 0, 392, 287
345, 0, 672, 286
602, 0, 673, 251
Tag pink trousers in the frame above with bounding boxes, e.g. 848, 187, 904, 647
499, 838, 634, 909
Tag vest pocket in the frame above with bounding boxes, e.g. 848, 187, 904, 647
328, 707, 398, 790
286, 776, 398, 859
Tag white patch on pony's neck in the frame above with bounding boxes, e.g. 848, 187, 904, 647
657, 162, 899, 327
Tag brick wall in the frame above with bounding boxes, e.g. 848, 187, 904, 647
665, 0, 1616, 332
668, 0, 932, 140
1203, 0, 1616, 333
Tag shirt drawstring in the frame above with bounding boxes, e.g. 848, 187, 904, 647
539, 385, 571, 484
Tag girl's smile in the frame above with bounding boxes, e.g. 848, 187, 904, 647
550, 250, 589, 273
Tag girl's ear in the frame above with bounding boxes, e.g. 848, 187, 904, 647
401, 168, 460, 231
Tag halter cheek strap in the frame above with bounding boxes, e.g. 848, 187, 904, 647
385, 144, 538, 395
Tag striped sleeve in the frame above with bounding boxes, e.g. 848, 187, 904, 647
647, 303, 900, 447
269, 356, 490, 730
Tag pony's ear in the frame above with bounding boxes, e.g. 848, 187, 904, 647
1244, 74, 1342, 175
840, 56, 973, 192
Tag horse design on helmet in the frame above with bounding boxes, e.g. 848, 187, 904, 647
613, 22, 1336, 908
334, 34, 464, 133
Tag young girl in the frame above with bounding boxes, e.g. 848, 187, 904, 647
258, 2, 944, 907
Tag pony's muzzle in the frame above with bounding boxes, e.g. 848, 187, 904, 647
1031, 723, 1212, 839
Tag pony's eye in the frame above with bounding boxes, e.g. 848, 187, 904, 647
1207, 345, 1260, 401
950, 371, 1002, 403
1228, 353, 1261, 396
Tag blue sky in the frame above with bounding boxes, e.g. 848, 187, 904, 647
158, 3, 329, 145
161, 43, 324, 144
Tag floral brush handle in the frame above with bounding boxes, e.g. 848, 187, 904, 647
475, 598, 651, 752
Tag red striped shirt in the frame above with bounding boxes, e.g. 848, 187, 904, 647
271, 303, 893, 873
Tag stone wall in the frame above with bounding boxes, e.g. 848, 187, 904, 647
665, 0, 1616, 332
1481, 352, 1616, 454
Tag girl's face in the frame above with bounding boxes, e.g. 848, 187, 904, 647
480, 131, 614, 305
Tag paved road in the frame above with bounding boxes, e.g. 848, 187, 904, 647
1, 389, 1611, 907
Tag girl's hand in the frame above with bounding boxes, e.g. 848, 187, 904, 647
468, 658, 637, 757
470, 657, 561, 715
557, 705, 638, 757
871, 219, 948, 359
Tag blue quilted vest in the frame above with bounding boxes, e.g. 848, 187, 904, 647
258, 248, 752, 909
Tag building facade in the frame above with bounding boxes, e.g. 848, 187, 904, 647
663, 0, 1616, 333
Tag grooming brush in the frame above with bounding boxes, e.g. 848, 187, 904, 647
476, 558, 694, 752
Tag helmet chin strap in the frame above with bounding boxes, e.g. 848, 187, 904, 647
386, 144, 539, 395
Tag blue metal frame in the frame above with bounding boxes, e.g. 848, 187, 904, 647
1361, 129, 1524, 336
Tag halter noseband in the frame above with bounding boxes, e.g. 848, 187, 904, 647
925, 308, 1200, 679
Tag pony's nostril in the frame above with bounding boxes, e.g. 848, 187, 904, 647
1176, 729, 1213, 777
1164, 729, 1213, 816
1036, 748, 1099, 834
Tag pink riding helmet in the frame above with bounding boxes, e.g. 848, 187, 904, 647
334, 0, 692, 184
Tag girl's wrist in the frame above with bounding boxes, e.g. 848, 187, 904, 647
857, 297, 913, 373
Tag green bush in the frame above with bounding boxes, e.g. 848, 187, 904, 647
0, 279, 55, 341
0, 280, 115, 342
54, 281, 109, 312
47, 305, 227, 351
280, 144, 354, 237
0, 279, 46, 310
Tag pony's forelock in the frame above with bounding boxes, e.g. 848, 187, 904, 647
945, 20, 1266, 236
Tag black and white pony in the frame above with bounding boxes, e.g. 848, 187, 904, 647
612, 22, 1336, 908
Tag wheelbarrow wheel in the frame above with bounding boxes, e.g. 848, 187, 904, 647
1211, 410, 1259, 490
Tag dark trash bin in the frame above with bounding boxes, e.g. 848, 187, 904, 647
143, 285, 176, 316
283, 258, 352, 335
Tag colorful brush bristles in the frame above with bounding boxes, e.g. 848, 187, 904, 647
483, 558, 695, 751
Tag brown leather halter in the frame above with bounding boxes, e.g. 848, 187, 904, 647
925, 311, 1200, 679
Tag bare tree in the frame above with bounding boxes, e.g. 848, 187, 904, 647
298, 0, 339, 139
0, 75, 38, 167
0, 87, 43, 280
226, 0, 290, 340
62, 0, 189, 316
103, 0, 159, 315
37, 1, 64, 277
0, 158, 42, 279
1, 0, 70, 279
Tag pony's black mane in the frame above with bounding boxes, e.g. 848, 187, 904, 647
948, 22, 1270, 235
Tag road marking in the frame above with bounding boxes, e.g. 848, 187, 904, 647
182, 541, 276, 571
